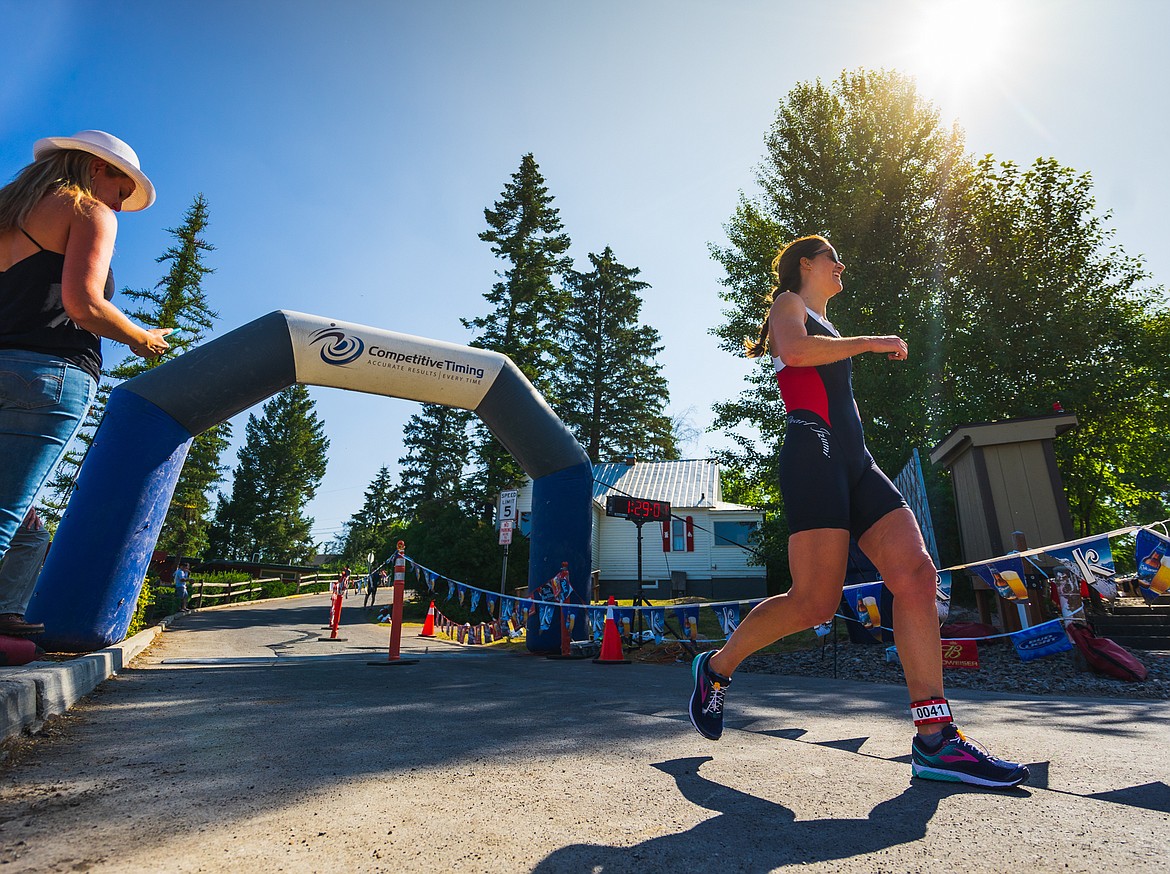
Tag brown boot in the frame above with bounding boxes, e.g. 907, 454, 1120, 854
0, 614, 45, 637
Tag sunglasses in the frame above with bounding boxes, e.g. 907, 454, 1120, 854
813, 247, 842, 264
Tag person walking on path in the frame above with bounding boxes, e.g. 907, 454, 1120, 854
688, 235, 1028, 789
0, 130, 170, 637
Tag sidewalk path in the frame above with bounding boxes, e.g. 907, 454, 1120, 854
1, 594, 1167, 873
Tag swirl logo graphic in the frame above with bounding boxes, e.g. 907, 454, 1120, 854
310, 327, 365, 366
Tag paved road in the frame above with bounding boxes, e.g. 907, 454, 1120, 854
1, 594, 1168, 873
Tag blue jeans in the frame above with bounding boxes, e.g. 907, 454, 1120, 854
0, 521, 51, 615
0, 350, 97, 558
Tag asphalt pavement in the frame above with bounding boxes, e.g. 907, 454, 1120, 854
1, 593, 1168, 873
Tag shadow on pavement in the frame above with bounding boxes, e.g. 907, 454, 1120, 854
531, 755, 991, 872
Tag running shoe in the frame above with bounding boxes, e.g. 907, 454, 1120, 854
689, 650, 731, 740
912, 724, 1029, 788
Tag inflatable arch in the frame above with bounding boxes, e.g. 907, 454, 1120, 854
27, 311, 592, 653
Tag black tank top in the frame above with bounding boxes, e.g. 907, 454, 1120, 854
0, 228, 112, 383
773, 308, 868, 454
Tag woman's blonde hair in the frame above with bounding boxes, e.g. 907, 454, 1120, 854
743, 234, 831, 358
0, 150, 122, 232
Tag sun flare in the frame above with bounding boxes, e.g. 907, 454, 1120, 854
909, 0, 1018, 84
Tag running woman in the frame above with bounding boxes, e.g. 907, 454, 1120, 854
688, 235, 1028, 789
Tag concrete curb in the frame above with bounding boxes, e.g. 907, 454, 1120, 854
0, 613, 179, 744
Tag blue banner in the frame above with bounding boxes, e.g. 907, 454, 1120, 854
936, 570, 952, 624
538, 604, 555, 632
469, 590, 481, 613
500, 598, 514, 624
564, 606, 586, 637
588, 607, 608, 640
1136, 529, 1170, 603
614, 607, 635, 641
716, 603, 741, 637
1010, 618, 1072, 661
673, 605, 700, 642
647, 607, 666, 643
842, 582, 885, 641
971, 556, 1029, 601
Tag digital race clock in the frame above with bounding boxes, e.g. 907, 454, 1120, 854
605, 495, 671, 522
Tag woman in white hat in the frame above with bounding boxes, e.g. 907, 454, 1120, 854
0, 130, 172, 636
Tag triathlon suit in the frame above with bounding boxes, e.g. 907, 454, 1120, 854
773, 306, 906, 537
0, 228, 113, 383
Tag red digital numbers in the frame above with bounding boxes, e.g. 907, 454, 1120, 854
606, 495, 670, 521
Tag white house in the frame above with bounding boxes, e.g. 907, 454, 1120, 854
518, 459, 767, 600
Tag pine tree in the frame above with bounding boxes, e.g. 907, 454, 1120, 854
340, 465, 403, 565
208, 384, 329, 563
39, 194, 228, 543
395, 403, 473, 518
462, 154, 573, 510
556, 246, 675, 462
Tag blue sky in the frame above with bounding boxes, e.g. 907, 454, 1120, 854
4, 0, 1166, 550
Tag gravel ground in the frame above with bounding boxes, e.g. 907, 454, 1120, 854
739, 629, 1170, 701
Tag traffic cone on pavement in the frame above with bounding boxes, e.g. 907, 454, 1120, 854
593, 596, 631, 664
419, 600, 436, 637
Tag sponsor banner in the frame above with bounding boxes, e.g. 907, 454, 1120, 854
842, 582, 885, 641
647, 607, 666, 643
563, 606, 586, 636
1136, 529, 1170, 603
1010, 619, 1073, 662
614, 607, 635, 640
716, 603, 741, 637
1047, 536, 1117, 603
537, 604, 555, 632
588, 607, 608, 640
285, 312, 505, 410
971, 555, 1030, 601
941, 638, 979, 670
672, 605, 701, 642
936, 570, 953, 624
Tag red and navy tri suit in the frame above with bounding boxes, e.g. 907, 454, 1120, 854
774, 307, 906, 537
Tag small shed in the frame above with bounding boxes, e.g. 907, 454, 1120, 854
930, 413, 1078, 631
929, 413, 1078, 561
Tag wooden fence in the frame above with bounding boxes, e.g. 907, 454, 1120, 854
190, 573, 338, 608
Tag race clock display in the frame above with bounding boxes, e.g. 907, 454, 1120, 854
605, 495, 671, 522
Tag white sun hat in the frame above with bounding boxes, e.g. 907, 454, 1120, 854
32, 130, 156, 211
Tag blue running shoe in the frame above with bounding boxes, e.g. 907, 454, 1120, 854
912, 724, 1029, 788
689, 650, 731, 740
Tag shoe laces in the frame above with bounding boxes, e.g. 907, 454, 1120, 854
949, 728, 1010, 766
704, 681, 725, 716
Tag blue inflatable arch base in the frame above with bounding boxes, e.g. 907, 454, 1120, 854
27, 311, 592, 653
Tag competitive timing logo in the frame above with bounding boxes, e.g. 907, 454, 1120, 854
310, 326, 365, 366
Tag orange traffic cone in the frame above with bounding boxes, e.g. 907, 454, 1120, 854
419, 600, 436, 637
593, 596, 631, 664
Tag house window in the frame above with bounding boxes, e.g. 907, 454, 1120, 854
672, 519, 687, 551
713, 520, 758, 548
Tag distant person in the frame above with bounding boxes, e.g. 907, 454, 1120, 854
364, 567, 385, 608
0, 508, 51, 637
173, 561, 191, 611
0, 130, 171, 636
688, 235, 1028, 789
339, 566, 351, 598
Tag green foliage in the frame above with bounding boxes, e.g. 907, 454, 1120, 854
462, 153, 573, 509
340, 465, 404, 564
938, 156, 1169, 533
709, 67, 1168, 577
208, 384, 329, 562
396, 404, 474, 517
555, 246, 676, 462
39, 194, 227, 550
398, 501, 529, 600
